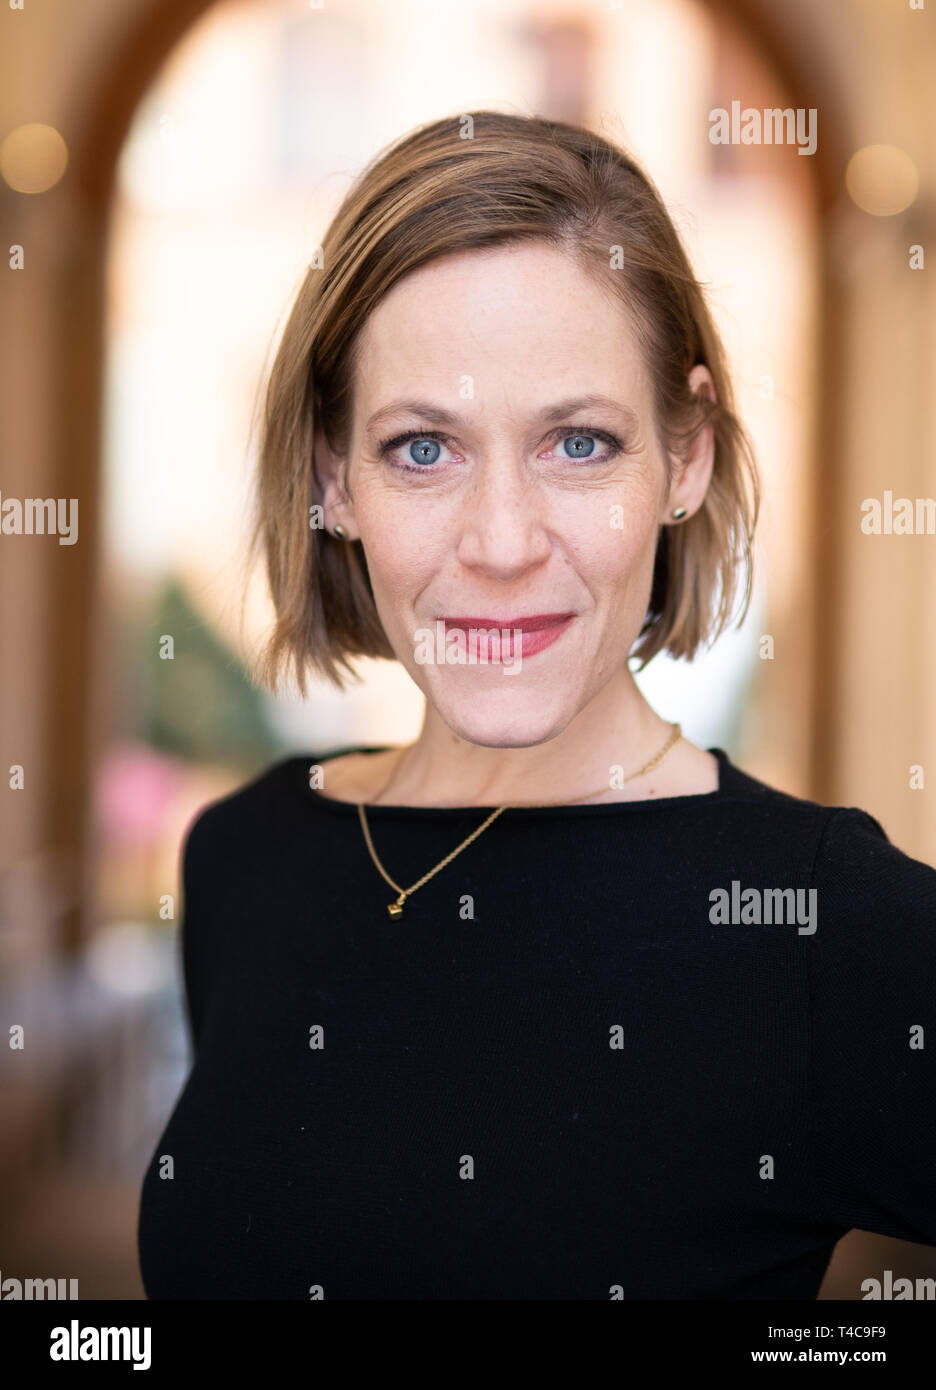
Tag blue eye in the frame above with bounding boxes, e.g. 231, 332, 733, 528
376, 423, 625, 475
562, 433, 596, 458
407, 438, 441, 466
377, 430, 452, 472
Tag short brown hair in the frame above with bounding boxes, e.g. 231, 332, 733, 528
249, 110, 760, 693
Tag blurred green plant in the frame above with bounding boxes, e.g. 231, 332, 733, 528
122, 575, 283, 772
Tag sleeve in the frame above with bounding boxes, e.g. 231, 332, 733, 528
806, 806, 936, 1245
177, 806, 216, 1057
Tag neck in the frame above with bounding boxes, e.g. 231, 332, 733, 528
375, 668, 678, 808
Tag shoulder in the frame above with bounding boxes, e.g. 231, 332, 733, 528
710, 749, 838, 861
809, 804, 936, 944
715, 750, 936, 903
713, 748, 819, 818
805, 806, 936, 1110
179, 753, 321, 870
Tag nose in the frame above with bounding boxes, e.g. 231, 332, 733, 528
454, 454, 552, 579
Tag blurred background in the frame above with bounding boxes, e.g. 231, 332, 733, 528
1, 0, 934, 1299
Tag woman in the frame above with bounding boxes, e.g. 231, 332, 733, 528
138, 111, 936, 1300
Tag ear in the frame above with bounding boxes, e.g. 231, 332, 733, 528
314, 424, 357, 539
663, 364, 716, 524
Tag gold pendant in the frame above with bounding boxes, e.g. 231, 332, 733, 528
388, 898, 404, 919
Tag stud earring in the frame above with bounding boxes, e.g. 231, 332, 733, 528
671, 507, 688, 521
333, 523, 347, 539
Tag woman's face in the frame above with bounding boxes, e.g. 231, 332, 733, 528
321, 241, 713, 748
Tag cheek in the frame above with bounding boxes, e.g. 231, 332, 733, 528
566, 455, 666, 545
578, 505, 661, 603
356, 496, 442, 609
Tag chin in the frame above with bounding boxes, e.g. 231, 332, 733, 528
423, 678, 578, 749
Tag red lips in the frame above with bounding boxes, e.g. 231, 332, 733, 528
437, 614, 576, 662
439, 612, 575, 630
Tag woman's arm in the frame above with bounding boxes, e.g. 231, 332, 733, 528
806, 806, 936, 1246
177, 806, 217, 1057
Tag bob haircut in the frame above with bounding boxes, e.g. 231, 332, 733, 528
249, 110, 760, 694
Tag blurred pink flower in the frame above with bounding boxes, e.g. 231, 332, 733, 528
96, 743, 182, 847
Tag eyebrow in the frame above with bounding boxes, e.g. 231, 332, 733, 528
363, 394, 640, 435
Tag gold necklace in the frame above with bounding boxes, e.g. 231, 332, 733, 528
356, 722, 682, 919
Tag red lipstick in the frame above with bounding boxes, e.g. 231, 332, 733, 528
437, 613, 576, 661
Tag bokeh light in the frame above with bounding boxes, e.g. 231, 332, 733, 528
846, 143, 918, 217
1, 122, 68, 193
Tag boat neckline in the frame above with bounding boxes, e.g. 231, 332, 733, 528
300, 744, 734, 817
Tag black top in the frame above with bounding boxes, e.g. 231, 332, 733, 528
137, 746, 936, 1300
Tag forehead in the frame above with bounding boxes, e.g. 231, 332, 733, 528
352, 241, 648, 413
